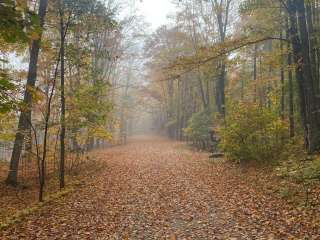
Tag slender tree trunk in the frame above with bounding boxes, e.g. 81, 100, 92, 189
6, 0, 48, 186
306, 3, 318, 91
288, 49, 295, 138
197, 70, 208, 110
59, 0, 66, 189
280, 18, 285, 118
120, 70, 130, 144
253, 44, 258, 102
167, 79, 174, 138
212, 0, 231, 117
176, 79, 181, 140
215, 63, 226, 116
287, 19, 295, 138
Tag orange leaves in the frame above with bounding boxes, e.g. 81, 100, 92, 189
0, 137, 319, 239
30, 31, 41, 41
171, 233, 177, 240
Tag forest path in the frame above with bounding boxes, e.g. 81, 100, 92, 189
1, 136, 318, 239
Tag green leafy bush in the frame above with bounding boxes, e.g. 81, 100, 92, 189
220, 102, 288, 163
184, 111, 213, 149
276, 141, 320, 205
277, 142, 320, 183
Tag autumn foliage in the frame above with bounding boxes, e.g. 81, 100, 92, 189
220, 101, 289, 163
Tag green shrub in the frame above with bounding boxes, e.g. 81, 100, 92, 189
184, 111, 213, 149
220, 102, 289, 163
276, 142, 320, 205
277, 148, 320, 184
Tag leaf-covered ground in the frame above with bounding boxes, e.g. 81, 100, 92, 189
1, 137, 319, 239
0, 154, 104, 223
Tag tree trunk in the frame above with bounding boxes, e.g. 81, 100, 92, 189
6, 0, 48, 186
253, 44, 258, 102
215, 63, 226, 116
167, 79, 175, 138
306, 3, 318, 91
287, 19, 295, 138
212, 0, 231, 117
197, 70, 208, 110
288, 0, 320, 152
280, 19, 285, 118
59, 0, 66, 189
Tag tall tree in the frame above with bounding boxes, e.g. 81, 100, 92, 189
59, 0, 66, 189
211, 0, 232, 117
287, 0, 320, 152
6, 0, 48, 186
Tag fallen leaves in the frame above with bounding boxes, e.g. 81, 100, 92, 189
0, 136, 319, 239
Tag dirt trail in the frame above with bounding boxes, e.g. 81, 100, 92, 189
1, 137, 319, 239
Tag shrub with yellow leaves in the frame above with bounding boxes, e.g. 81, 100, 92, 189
220, 101, 289, 163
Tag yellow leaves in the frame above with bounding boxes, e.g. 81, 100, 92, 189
26, 85, 44, 103
30, 31, 40, 41
123, 232, 129, 240
90, 126, 113, 141
16, 0, 28, 10
0, 112, 16, 141
221, 100, 289, 162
